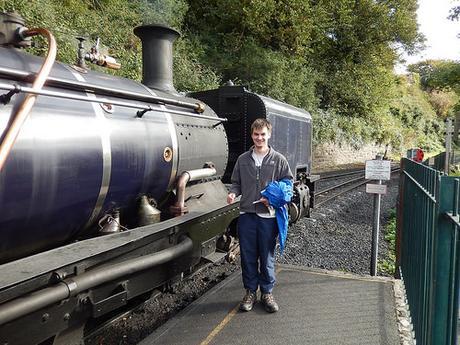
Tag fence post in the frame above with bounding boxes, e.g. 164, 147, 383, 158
431, 176, 457, 344
395, 158, 405, 279
445, 118, 453, 174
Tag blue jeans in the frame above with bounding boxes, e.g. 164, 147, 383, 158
238, 213, 278, 294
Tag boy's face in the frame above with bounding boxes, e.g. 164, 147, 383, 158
251, 126, 271, 150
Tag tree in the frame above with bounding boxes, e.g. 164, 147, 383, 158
185, 0, 422, 119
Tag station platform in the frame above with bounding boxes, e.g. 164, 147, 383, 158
140, 264, 400, 345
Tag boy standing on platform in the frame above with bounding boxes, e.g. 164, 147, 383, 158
227, 118, 293, 313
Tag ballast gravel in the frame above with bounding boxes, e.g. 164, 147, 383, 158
278, 174, 399, 275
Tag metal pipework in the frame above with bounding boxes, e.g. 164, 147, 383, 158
0, 12, 31, 47
84, 37, 121, 70
170, 167, 217, 216
0, 236, 193, 326
0, 83, 223, 122
0, 27, 56, 172
0, 67, 206, 113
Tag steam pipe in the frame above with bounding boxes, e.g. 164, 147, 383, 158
0, 67, 206, 113
0, 83, 223, 122
0, 236, 193, 326
171, 167, 217, 217
178, 167, 217, 208
0, 28, 56, 172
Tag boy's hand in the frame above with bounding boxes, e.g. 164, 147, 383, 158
227, 193, 236, 204
259, 197, 269, 207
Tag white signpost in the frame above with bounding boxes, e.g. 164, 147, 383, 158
365, 156, 391, 276
365, 160, 391, 180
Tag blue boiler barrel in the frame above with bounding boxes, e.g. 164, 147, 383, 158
0, 43, 227, 262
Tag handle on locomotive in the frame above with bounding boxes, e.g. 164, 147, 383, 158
0, 26, 57, 172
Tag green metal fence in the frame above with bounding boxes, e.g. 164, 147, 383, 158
397, 158, 460, 345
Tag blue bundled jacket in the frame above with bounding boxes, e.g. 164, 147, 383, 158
261, 178, 293, 254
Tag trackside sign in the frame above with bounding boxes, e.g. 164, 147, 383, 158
365, 160, 391, 181
366, 183, 387, 194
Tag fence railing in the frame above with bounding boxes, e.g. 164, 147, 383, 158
429, 150, 459, 172
397, 158, 460, 345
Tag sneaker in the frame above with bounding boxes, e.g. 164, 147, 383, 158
261, 293, 279, 313
239, 290, 257, 312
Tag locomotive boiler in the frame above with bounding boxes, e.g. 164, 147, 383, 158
0, 12, 316, 345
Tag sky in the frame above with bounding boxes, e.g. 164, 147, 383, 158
401, 0, 460, 68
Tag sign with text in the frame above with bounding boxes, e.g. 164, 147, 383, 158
365, 160, 391, 180
366, 183, 387, 195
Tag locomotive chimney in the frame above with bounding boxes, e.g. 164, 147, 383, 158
134, 24, 180, 94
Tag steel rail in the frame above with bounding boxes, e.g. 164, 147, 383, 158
0, 83, 226, 122
316, 175, 366, 196
315, 168, 400, 207
319, 168, 365, 180
315, 180, 369, 207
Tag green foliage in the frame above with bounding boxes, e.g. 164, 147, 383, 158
173, 36, 221, 92
0, 0, 444, 152
311, 109, 345, 146
388, 75, 444, 152
307, 0, 421, 119
223, 38, 318, 109
185, 0, 433, 149
409, 60, 460, 92
379, 208, 397, 276
0, 0, 217, 89
427, 90, 458, 118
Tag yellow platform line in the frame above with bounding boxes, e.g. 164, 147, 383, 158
199, 304, 240, 345
199, 267, 284, 345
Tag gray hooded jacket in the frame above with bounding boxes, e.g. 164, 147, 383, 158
229, 147, 293, 213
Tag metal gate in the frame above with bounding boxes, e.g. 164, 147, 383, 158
397, 158, 460, 344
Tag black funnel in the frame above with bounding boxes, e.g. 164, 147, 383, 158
134, 24, 180, 93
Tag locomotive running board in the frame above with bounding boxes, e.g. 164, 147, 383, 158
0, 202, 240, 304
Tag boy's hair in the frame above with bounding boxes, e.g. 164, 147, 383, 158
251, 118, 272, 134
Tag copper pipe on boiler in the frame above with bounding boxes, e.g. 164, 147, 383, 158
0, 28, 57, 171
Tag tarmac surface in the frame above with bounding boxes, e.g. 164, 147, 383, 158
140, 264, 399, 345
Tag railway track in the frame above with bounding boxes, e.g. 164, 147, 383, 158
315, 166, 400, 207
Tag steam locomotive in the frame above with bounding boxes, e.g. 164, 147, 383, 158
0, 13, 316, 345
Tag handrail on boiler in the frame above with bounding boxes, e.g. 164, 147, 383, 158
0, 28, 56, 172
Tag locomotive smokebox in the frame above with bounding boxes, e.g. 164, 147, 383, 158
134, 24, 179, 93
